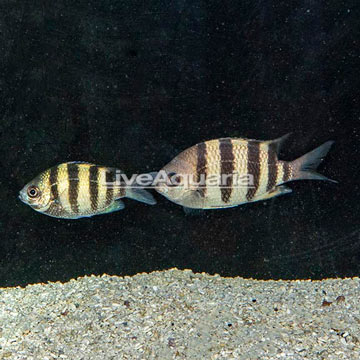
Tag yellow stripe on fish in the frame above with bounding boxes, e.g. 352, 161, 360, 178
19, 162, 156, 219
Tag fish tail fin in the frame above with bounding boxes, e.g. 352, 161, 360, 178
124, 172, 158, 205
289, 140, 337, 183
126, 187, 157, 205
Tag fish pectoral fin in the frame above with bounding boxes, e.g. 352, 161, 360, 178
253, 185, 292, 201
192, 188, 209, 207
49, 187, 74, 213
100, 200, 125, 214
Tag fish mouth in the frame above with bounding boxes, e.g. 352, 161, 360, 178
155, 184, 168, 194
18, 191, 27, 204
18, 192, 44, 210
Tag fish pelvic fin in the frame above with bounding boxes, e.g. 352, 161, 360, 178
289, 140, 337, 183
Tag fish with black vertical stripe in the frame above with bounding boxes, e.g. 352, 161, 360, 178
19, 162, 156, 219
154, 134, 336, 210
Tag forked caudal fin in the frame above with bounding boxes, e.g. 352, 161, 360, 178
126, 188, 157, 205
290, 141, 337, 183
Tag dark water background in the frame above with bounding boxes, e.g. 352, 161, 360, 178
0, 1, 359, 287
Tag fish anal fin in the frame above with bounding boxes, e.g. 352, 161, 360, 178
253, 185, 292, 201
100, 200, 125, 214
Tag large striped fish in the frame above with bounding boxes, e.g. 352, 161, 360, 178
19, 162, 156, 219
154, 134, 336, 210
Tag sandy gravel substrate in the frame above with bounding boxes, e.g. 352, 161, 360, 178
0, 269, 359, 360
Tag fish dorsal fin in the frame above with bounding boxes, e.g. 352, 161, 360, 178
66, 162, 123, 173
66, 161, 95, 165
265, 133, 291, 155
229, 134, 290, 155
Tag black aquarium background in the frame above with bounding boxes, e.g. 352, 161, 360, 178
0, 1, 359, 287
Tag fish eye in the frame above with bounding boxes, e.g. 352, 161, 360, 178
27, 185, 40, 198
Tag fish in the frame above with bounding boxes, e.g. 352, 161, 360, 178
19, 162, 156, 219
153, 134, 336, 210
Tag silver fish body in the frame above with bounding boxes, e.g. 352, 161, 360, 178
154, 135, 336, 209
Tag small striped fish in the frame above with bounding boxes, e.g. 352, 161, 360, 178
154, 134, 336, 210
19, 162, 156, 219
